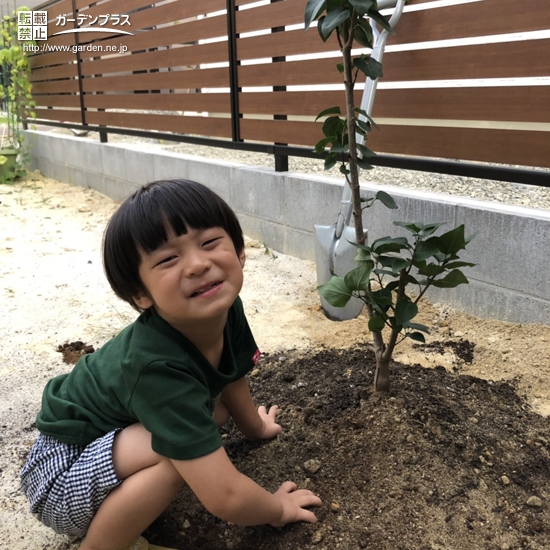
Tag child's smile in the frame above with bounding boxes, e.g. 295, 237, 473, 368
134, 227, 246, 332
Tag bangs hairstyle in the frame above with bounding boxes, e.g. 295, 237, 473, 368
103, 179, 244, 311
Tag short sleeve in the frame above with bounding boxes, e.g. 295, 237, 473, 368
129, 361, 222, 460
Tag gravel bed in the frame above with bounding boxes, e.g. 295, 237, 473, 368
52, 129, 550, 212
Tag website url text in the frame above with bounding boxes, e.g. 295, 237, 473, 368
22, 43, 128, 54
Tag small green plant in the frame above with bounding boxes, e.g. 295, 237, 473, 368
306, 0, 476, 391
318, 223, 475, 391
0, 6, 36, 183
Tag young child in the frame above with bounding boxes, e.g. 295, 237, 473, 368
21, 179, 322, 550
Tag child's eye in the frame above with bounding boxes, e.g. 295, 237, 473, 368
203, 237, 221, 247
155, 255, 177, 266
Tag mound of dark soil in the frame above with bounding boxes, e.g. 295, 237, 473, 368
145, 346, 550, 550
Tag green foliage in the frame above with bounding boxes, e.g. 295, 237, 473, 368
318, 223, 476, 344
0, 6, 36, 182
306, 0, 475, 391
305, 0, 389, 171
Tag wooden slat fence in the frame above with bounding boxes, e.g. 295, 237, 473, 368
26, 0, 550, 179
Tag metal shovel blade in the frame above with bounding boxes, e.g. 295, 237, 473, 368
314, 223, 365, 321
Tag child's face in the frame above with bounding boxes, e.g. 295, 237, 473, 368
133, 226, 246, 330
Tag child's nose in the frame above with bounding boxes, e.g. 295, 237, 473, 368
184, 250, 211, 276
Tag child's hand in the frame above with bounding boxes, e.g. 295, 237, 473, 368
252, 405, 282, 440
270, 481, 322, 527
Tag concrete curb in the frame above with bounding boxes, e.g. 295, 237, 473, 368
24, 130, 550, 326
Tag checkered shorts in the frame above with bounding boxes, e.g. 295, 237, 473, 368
20, 430, 123, 537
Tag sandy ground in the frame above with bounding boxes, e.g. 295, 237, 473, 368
1, 174, 550, 549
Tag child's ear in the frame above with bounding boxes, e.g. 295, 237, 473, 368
133, 293, 154, 310
238, 248, 246, 268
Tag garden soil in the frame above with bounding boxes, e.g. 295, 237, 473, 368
1, 174, 550, 550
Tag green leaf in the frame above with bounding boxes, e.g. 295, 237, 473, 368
367, 8, 395, 34
394, 298, 418, 326
371, 236, 409, 254
419, 222, 446, 237
330, 143, 349, 154
356, 118, 372, 134
353, 20, 373, 48
368, 315, 386, 332
324, 154, 338, 170
305, 0, 327, 30
354, 249, 372, 264
318, 276, 353, 307
339, 164, 350, 175
319, 8, 351, 40
349, 0, 374, 16
431, 269, 469, 288
417, 262, 445, 277
322, 115, 345, 138
444, 261, 476, 269
356, 16, 374, 44
393, 221, 422, 234
413, 240, 440, 261
429, 225, 468, 256
314, 136, 333, 153
357, 143, 375, 159
407, 332, 426, 343
353, 56, 383, 79
344, 264, 372, 292
375, 190, 397, 209
371, 288, 393, 308
315, 106, 342, 121
317, 15, 328, 41
390, 257, 410, 274
336, 62, 344, 73
404, 321, 430, 333
357, 157, 374, 170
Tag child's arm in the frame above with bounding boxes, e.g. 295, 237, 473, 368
171, 447, 322, 526
217, 376, 281, 440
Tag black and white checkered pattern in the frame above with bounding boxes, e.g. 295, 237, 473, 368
20, 430, 123, 537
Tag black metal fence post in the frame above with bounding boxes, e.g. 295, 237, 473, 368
226, 0, 241, 143
272, 0, 288, 172
70, 0, 88, 133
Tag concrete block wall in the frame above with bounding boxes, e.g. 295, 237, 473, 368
25, 130, 550, 326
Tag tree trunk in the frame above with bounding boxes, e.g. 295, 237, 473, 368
341, 27, 366, 246
374, 354, 391, 392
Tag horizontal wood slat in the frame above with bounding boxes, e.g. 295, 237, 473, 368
77, 0, 225, 33
34, 108, 83, 123
78, 42, 228, 77
236, 0, 304, 34
32, 95, 81, 108
368, 125, 550, 169
32, 80, 80, 94
80, 67, 229, 93
30, 63, 79, 82
237, 28, 337, 61
82, 93, 231, 113
390, 0, 550, 46
30, 51, 74, 70
239, 90, 353, 116
240, 119, 322, 147
239, 58, 352, 87
85, 111, 232, 138
382, 38, 550, 81
372, 86, 550, 124
33, 14, 228, 64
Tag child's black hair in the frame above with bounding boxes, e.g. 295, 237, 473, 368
103, 179, 245, 311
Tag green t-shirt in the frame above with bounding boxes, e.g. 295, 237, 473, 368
36, 297, 259, 460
